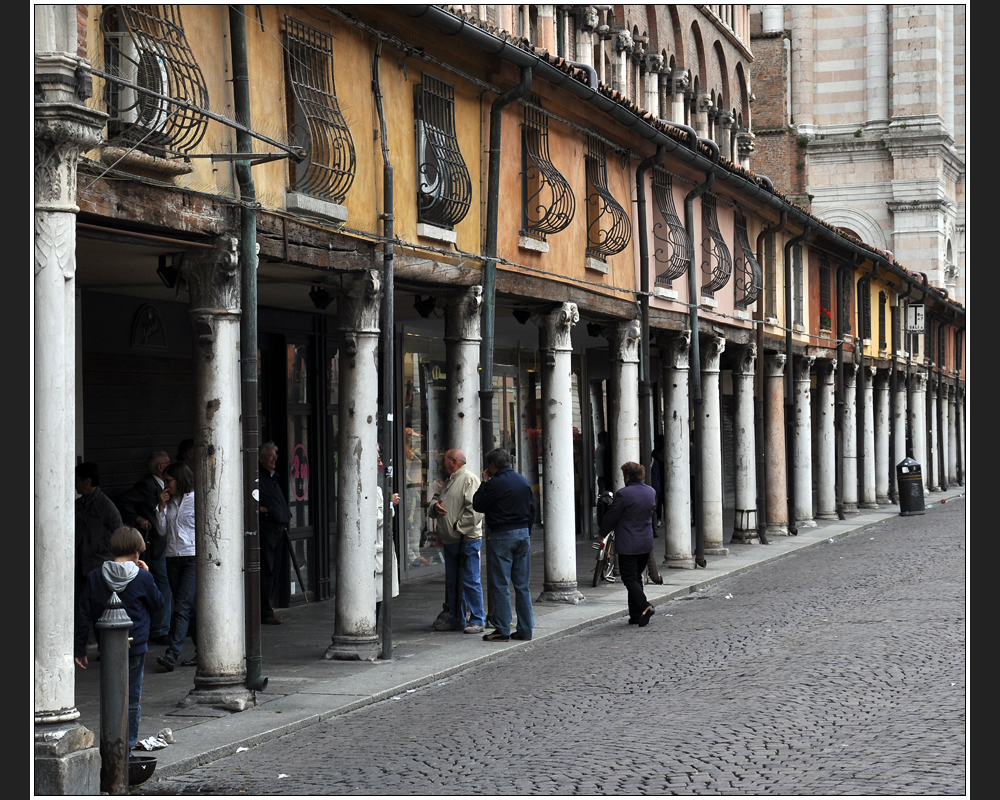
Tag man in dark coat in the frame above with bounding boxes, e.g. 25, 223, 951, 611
75, 462, 122, 584
116, 451, 172, 642
258, 442, 291, 624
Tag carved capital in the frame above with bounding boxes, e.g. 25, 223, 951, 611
535, 301, 579, 352
842, 361, 859, 389
697, 93, 714, 114
764, 353, 786, 378
658, 330, 691, 371
615, 29, 634, 54
816, 357, 837, 384
700, 334, 726, 372
732, 342, 757, 376
671, 69, 690, 94
182, 237, 241, 313
444, 286, 483, 342
909, 370, 928, 393
719, 111, 735, 128
34, 106, 105, 212
581, 6, 600, 32
603, 319, 641, 363
337, 270, 382, 335
646, 53, 665, 74
737, 130, 756, 158
793, 355, 815, 382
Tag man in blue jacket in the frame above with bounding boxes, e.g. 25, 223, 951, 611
473, 448, 535, 642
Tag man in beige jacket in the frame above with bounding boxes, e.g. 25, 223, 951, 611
428, 449, 486, 633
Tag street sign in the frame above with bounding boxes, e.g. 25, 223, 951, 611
906, 304, 925, 333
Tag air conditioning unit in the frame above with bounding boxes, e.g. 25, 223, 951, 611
105, 31, 170, 135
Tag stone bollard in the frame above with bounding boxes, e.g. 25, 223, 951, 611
95, 592, 132, 795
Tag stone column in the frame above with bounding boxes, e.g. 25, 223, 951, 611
718, 111, 735, 162
327, 270, 382, 661
764, 354, 788, 536
859, 366, 877, 508
939, 381, 950, 489
927, 374, 940, 491
535, 303, 584, 603
956, 386, 965, 485
793, 355, 816, 526
613, 29, 633, 97
34, 7, 106, 791
815, 359, 838, 520
841, 363, 859, 515
947, 383, 958, 489
908, 371, 928, 490
179, 238, 253, 710
445, 287, 482, 463
874, 369, 891, 505
865, 3, 890, 126
671, 69, 689, 125
604, 319, 641, 491
645, 54, 663, 119
694, 92, 713, 139
659, 331, 694, 569
731, 344, 758, 543
892, 369, 908, 473
700, 335, 728, 555
737, 130, 756, 171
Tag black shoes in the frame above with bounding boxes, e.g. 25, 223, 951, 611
482, 630, 510, 641
156, 655, 174, 672
510, 631, 532, 641
638, 605, 656, 627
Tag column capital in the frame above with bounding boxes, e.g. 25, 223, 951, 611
700, 334, 726, 372
737, 130, 756, 159
764, 353, 786, 378
658, 329, 691, 370
793, 355, 815, 382
444, 286, 482, 342
874, 367, 891, 389
909, 371, 928, 392
614, 29, 634, 54
34, 104, 105, 213
534, 301, 578, 352
603, 318, 641, 363
816, 357, 837, 383
731, 342, 757, 376
843, 361, 859, 389
337, 269, 382, 338
182, 236, 241, 313
861, 364, 876, 387
671, 68, 690, 95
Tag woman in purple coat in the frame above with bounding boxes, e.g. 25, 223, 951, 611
597, 461, 657, 627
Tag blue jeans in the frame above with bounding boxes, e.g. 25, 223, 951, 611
487, 528, 534, 638
128, 652, 144, 751
148, 554, 172, 639
442, 539, 485, 627
165, 556, 196, 663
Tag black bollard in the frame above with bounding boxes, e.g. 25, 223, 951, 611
95, 591, 132, 795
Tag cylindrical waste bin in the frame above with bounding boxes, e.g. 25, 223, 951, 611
896, 457, 925, 516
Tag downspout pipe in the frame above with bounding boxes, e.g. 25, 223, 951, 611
480, 66, 532, 458
855, 264, 878, 507
636, 143, 667, 480
890, 280, 914, 495
229, 5, 266, 693
683, 134, 718, 568
783, 225, 810, 536
373, 39, 396, 660
834, 253, 859, 519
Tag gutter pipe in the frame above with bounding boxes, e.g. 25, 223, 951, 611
855, 265, 878, 508
783, 225, 810, 536
229, 5, 266, 692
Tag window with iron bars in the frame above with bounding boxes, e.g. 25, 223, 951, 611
860, 282, 872, 340
879, 291, 887, 351
792, 244, 803, 325
99, 4, 209, 155
416, 73, 472, 229
764, 236, 776, 318
839, 265, 853, 335
733, 211, 762, 309
521, 103, 575, 240
819, 257, 833, 330
585, 134, 631, 261
701, 194, 732, 297
652, 167, 690, 287
284, 16, 356, 204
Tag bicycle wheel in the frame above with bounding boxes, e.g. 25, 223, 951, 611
592, 556, 606, 587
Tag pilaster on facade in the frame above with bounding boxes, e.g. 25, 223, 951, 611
700, 334, 728, 556
535, 303, 584, 604
445, 286, 483, 463
731, 343, 759, 543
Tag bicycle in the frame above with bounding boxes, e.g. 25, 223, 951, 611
592, 530, 617, 587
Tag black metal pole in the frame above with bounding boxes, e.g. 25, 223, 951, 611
783, 226, 809, 536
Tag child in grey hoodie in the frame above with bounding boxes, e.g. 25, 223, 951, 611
75, 526, 163, 752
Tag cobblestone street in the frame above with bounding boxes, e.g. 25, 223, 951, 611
143, 498, 966, 796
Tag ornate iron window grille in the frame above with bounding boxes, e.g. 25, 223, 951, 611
819, 256, 833, 330
284, 16, 356, 204
521, 104, 575, 239
700, 193, 732, 297
100, 4, 209, 154
839, 265, 853, 335
733, 211, 762, 309
415, 73, 472, 229
652, 167, 690, 286
878, 291, 887, 350
861, 281, 872, 339
764, 236, 776, 318
792, 244, 803, 324
585, 134, 631, 261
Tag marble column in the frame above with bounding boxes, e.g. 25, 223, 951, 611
445, 287, 482, 464
764, 354, 788, 536
604, 319, 641, 492
892, 369, 908, 473
927, 375, 941, 492
908, 371, 928, 490
535, 303, 584, 603
644, 53, 663, 119
939, 381, 950, 489
793, 355, 816, 526
956, 386, 965, 485
860, 366, 877, 508
670, 69, 689, 125
659, 331, 695, 569
700, 335, 728, 555
815, 358, 838, 520
34, 8, 106, 791
327, 270, 382, 661
731, 343, 759, 543
840, 363, 859, 515
947, 383, 958, 489
179, 238, 253, 710
874, 369, 891, 505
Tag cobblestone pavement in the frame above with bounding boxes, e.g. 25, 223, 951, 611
142, 498, 966, 796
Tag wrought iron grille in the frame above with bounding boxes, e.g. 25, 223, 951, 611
521, 104, 575, 239
284, 16, 356, 204
793, 244, 803, 325
765, 236, 776, 318
839, 266, 853, 335
733, 211, 762, 309
819, 257, 833, 330
585, 134, 631, 260
861, 281, 872, 339
100, 5, 209, 154
878, 292, 887, 350
700, 193, 732, 296
652, 167, 690, 286
416, 73, 472, 229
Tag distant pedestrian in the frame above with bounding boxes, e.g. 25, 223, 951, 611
258, 442, 291, 625
598, 461, 656, 627
75, 462, 123, 633
155, 461, 197, 671
596, 431, 612, 495
375, 445, 399, 624
75, 526, 162, 752
473, 448, 535, 642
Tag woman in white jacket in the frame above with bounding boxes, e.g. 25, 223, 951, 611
375, 447, 399, 624
155, 461, 196, 671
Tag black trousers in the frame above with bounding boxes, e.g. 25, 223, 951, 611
259, 527, 282, 618
617, 552, 651, 621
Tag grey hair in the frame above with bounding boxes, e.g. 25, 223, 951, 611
260, 441, 278, 454
483, 448, 511, 470
148, 451, 170, 473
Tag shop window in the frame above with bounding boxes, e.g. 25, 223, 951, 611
415, 73, 472, 229
521, 103, 575, 240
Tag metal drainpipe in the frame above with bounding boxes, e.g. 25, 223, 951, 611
783, 225, 810, 535
855, 266, 877, 508
682, 128, 717, 568
480, 67, 532, 459
230, 5, 266, 693
635, 143, 666, 480
834, 254, 858, 520
890, 281, 913, 502
753, 211, 786, 545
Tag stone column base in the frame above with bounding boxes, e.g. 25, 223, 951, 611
35, 723, 100, 796
796, 518, 818, 528
325, 634, 380, 662
730, 531, 761, 544
182, 676, 255, 712
537, 583, 585, 604
766, 523, 789, 537
816, 511, 839, 521
704, 546, 730, 556
665, 555, 696, 569
841, 503, 859, 515
859, 502, 879, 509
877, 494, 891, 506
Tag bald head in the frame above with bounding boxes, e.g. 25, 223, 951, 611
443, 449, 467, 475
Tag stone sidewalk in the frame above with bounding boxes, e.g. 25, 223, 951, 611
72, 489, 965, 781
